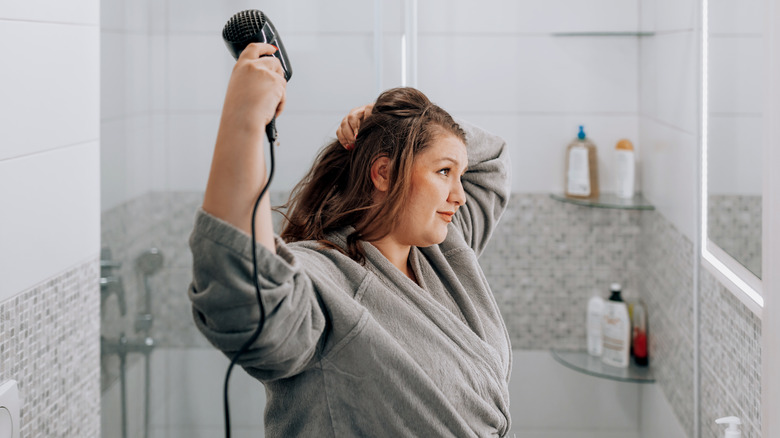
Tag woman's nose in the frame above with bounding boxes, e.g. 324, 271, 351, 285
449, 179, 467, 206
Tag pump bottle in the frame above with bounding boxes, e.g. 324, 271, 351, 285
601, 283, 631, 368
565, 126, 599, 199
715, 416, 742, 438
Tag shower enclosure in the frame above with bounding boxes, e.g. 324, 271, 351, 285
100, 1, 400, 436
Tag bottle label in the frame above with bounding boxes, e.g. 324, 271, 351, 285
615, 149, 635, 199
567, 147, 591, 196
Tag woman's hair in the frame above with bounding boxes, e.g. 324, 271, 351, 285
277, 87, 466, 262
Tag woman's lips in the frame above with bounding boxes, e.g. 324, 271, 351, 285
437, 211, 454, 222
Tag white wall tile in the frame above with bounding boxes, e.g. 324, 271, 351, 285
126, 115, 155, 198
638, 384, 689, 438
0, 0, 98, 25
0, 142, 100, 301
509, 350, 640, 431
0, 21, 99, 160
123, 0, 153, 33
150, 35, 168, 112
126, 33, 153, 115
271, 111, 347, 191
455, 113, 640, 194
418, 35, 638, 114
708, 35, 763, 114
101, 118, 128, 211
166, 0, 380, 34
707, 114, 762, 195
164, 348, 264, 428
100, 0, 125, 31
649, 0, 697, 32
419, 0, 639, 34
283, 34, 379, 113
166, 34, 233, 112
709, 0, 763, 35
639, 118, 698, 241
165, 113, 221, 191
101, 31, 127, 121
642, 32, 698, 134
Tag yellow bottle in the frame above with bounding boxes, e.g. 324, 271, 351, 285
565, 125, 599, 199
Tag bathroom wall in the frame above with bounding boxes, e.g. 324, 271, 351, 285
0, 0, 101, 436
638, 0, 763, 437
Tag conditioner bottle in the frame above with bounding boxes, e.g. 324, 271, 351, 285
602, 283, 631, 368
587, 295, 605, 356
615, 139, 635, 199
565, 125, 599, 199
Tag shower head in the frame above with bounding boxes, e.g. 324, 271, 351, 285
136, 248, 164, 276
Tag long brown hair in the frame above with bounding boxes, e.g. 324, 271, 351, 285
278, 87, 466, 262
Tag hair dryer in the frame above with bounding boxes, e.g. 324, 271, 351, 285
222, 9, 293, 142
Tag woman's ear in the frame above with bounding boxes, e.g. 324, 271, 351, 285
370, 156, 391, 192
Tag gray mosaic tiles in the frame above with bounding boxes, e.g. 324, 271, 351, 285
483, 194, 644, 350
709, 195, 762, 278
0, 258, 101, 438
700, 269, 762, 438
638, 210, 696, 437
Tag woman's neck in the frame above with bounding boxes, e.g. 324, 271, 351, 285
370, 237, 416, 283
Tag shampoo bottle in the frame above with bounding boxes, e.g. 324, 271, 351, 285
615, 139, 635, 199
565, 126, 599, 199
602, 283, 631, 368
587, 295, 605, 356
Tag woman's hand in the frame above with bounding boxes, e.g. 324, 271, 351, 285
337, 103, 374, 150
221, 43, 287, 133
203, 42, 287, 249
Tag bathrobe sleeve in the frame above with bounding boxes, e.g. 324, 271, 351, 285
187, 209, 327, 381
451, 119, 511, 257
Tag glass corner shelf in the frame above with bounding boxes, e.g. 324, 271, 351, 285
551, 32, 655, 37
549, 192, 655, 210
551, 349, 655, 384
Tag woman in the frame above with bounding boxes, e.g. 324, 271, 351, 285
189, 42, 512, 437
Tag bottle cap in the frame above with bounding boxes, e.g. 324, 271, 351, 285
616, 139, 634, 150
715, 417, 742, 438
609, 283, 623, 302
578, 125, 586, 140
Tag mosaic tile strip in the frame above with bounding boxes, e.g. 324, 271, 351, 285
708, 195, 762, 277
0, 258, 101, 438
699, 269, 762, 438
638, 210, 696, 437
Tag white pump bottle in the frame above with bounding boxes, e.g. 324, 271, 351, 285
715, 416, 742, 438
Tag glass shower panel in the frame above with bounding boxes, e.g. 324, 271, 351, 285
99, 1, 400, 437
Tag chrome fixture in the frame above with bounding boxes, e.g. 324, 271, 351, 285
134, 248, 163, 335
101, 333, 155, 438
100, 247, 126, 316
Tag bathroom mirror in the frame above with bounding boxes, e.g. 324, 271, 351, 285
705, 0, 763, 280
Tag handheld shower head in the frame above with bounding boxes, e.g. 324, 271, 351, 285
136, 248, 164, 276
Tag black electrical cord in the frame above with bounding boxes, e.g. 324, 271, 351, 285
223, 122, 277, 438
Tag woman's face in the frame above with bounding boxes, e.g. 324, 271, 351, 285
391, 132, 468, 247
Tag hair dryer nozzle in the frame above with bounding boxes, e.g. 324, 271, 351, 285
222, 9, 293, 82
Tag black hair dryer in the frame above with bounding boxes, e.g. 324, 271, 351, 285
222, 9, 293, 142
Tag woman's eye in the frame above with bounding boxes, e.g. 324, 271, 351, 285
438, 168, 450, 176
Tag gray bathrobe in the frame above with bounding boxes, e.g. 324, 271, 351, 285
188, 121, 512, 437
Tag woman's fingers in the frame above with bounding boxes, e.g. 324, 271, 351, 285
337, 104, 374, 149
223, 43, 287, 129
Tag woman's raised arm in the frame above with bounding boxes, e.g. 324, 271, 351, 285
202, 43, 287, 254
